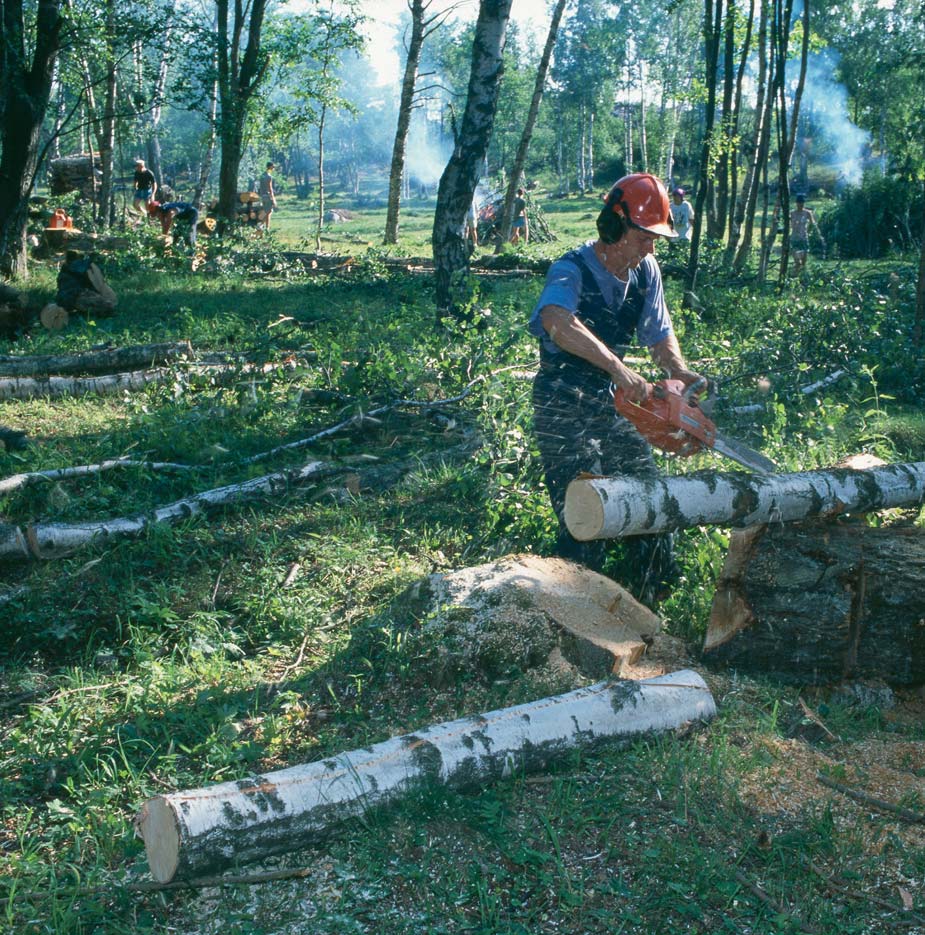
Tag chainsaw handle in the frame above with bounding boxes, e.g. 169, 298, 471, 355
682, 376, 708, 404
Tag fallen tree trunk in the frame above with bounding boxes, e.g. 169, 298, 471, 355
705, 522, 925, 686
0, 341, 193, 377
0, 458, 193, 495
0, 460, 335, 560
0, 369, 168, 400
0, 360, 293, 401
135, 669, 716, 882
0, 440, 480, 562
564, 463, 925, 540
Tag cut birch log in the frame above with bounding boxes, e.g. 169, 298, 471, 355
135, 669, 716, 882
0, 368, 169, 400
705, 521, 925, 686
40, 304, 69, 331
564, 463, 925, 540
0, 341, 193, 377
0, 359, 292, 401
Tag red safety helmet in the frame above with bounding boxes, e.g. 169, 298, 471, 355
605, 173, 676, 239
146, 201, 161, 215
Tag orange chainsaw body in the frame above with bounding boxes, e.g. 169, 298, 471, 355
614, 378, 716, 457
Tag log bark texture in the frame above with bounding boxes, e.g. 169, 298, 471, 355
564, 463, 925, 540
705, 522, 925, 686
136, 669, 716, 882
0, 341, 193, 377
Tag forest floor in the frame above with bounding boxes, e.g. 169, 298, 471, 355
1, 192, 924, 934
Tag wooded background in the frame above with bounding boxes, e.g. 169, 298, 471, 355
1, 0, 924, 316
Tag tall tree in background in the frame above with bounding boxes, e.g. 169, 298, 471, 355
384, 0, 456, 245
305, 0, 363, 251
432, 0, 512, 316
732, 0, 772, 270
0, 0, 63, 279
495, 0, 568, 247
686, 0, 723, 296
215, 0, 269, 228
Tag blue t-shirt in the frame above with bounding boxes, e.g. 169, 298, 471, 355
528, 241, 673, 356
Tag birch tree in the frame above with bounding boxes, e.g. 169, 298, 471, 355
432, 0, 512, 317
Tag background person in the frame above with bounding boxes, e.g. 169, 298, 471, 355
669, 187, 694, 240
259, 162, 278, 230
510, 188, 529, 245
132, 159, 158, 217
528, 172, 704, 604
788, 193, 824, 274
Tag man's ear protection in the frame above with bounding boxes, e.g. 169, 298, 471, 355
596, 186, 628, 244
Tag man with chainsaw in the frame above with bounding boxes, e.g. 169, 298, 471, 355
529, 172, 704, 603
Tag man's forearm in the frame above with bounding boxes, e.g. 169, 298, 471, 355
539, 305, 649, 400
650, 334, 686, 375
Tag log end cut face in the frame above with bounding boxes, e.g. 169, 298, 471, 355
136, 796, 181, 884
563, 479, 607, 541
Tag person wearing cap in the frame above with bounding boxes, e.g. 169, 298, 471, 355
528, 172, 704, 603
132, 159, 158, 217
669, 187, 695, 241
788, 193, 824, 274
258, 162, 278, 230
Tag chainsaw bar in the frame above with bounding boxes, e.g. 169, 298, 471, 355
711, 431, 777, 474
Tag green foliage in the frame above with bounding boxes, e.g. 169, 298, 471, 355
821, 174, 925, 258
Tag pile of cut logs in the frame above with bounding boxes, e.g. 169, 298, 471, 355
48, 154, 101, 198
205, 193, 267, 226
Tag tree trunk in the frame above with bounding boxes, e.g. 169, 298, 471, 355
433, 0, 513, 317
495, 0, 566, 247
136, 669, 716, 882
0, 341, 193, 377
914, 179, 925, 348
685, 0, 723, 296
384, 0, 427, 245
315, 104, 327, 252
705, 522, 925, 686
97, 0, 117, 232
775, 0, 809, 289
733, 0, 772, 271
0, 0, 63, 280
216, 0, 269, 230
709, 0, 736, 242
194, 76, 219, 208
563, 463, 925, 541
638, 63, 648, 173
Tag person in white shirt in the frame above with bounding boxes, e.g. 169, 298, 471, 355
669, 188, 694, 241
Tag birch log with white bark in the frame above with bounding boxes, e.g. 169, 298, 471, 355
135, 669, 716, 882
0, 440, 479, 562
0, 460, 334, 560
0, 341, 192, 377
564, 463, 925, 540
0, 360, 291, 400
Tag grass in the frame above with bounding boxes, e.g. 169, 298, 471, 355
1, 190, 924, 933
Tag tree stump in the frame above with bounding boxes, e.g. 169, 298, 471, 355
704, 521, 925, 686
40, 303, 69, 331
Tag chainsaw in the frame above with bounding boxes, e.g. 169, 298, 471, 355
614, 378, 777, 474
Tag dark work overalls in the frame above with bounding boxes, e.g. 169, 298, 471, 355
532, 248, 676, 602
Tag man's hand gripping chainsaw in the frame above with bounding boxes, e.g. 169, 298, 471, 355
614, 378, 776, 474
